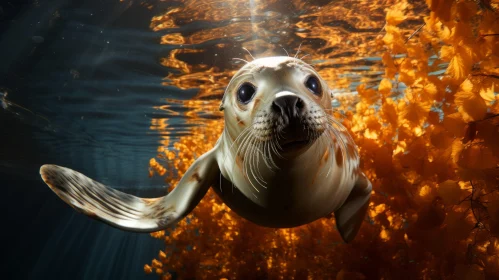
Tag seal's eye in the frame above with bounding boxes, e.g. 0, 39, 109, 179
305, 75, 321, 96
237, 83, 256, 104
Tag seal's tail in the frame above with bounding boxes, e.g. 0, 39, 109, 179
39, 149, 217, 232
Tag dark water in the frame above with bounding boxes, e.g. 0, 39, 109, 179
1, 1, 183, 279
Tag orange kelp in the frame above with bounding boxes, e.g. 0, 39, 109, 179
146, 0, 498, 279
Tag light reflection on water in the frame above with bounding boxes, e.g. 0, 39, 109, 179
150, 0, 429, 136
1, 0, 429, 153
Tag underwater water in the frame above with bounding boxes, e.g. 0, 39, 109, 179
2, 0, 498, 279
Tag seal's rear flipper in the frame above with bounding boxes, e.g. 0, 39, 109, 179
40, 148, 219, 232
334, 173, 372, 243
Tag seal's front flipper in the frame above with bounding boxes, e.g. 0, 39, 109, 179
334, 173, 372, 243
40, 147, 219, 232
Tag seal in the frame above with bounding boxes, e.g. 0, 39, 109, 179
40, 56, 372, 243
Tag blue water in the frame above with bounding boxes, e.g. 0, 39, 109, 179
1, 1, 183, 279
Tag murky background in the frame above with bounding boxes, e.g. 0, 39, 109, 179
2, 0, 428, 279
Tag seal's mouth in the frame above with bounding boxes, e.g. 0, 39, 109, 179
277, 123, 314, 151
280, 140, 309, 150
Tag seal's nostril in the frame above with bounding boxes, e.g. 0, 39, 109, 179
296, 98, 304, 111
272, 95, 306, 119
271, 101, 283, 115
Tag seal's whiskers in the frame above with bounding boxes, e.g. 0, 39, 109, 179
242, 47, 255, 61
222, 126, 253, 185
243, 140, 264, 194
294, 42, 303, 59
247, 137, 266, 187
232, 58, 250, 64
282, 47, 290, 57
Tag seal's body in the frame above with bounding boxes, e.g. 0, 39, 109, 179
40, 56, 372, 243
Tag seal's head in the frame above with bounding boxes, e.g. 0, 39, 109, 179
221, 56, 333, 156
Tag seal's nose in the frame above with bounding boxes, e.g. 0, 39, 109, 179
272, 94, 305, 119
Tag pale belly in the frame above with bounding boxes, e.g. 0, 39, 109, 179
213, 165, 357, 228
215, 132, 359, 227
